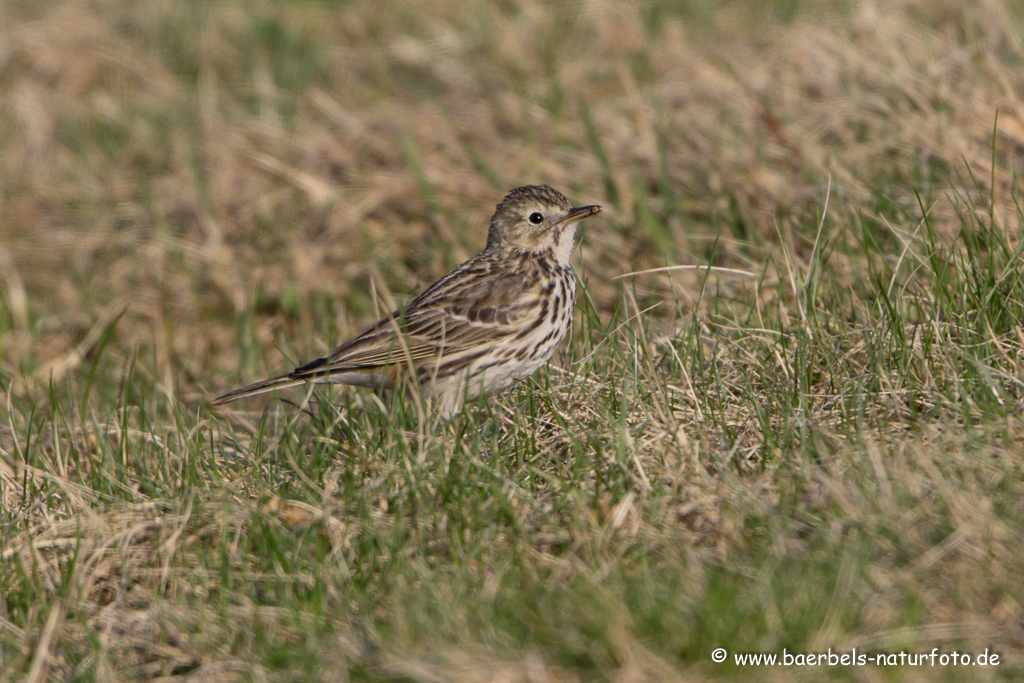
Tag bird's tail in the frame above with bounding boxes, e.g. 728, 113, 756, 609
213, 373, 312, 405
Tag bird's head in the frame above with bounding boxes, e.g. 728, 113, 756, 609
486, 184, 601, 263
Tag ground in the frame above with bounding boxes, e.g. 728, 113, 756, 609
2, 0, 1024, 680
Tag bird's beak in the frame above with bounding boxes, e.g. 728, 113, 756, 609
555, 205, 601, 226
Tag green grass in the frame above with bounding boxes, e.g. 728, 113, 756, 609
3, 0, 1024, 680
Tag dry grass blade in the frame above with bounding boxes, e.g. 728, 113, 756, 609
613, 265, 757, 280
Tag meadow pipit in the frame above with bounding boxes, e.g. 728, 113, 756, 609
214, 185, 601, 417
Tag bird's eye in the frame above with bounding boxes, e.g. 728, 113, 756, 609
528, 212, 544, 225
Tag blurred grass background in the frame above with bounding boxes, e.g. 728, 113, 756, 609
2, 0, 1024, 680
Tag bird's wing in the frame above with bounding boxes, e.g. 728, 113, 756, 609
290, 257, 540, 378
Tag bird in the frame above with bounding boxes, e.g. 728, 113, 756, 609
214, 184, 601, 418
